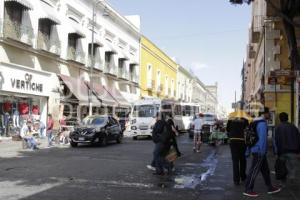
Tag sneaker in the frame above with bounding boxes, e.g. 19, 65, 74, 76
243, 191, 259, 197
267, 186, 281, 195
146, 165, 156, 171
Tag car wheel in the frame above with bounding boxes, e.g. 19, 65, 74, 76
101, 135, 107, 146
70, 141, 78, 147
116, 134, 123, 144
133, 136, 137, 140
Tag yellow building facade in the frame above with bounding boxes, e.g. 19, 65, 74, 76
140, 36, 178, 99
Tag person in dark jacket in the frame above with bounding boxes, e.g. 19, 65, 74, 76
148, 112, 167, 175
275, 112, 300, 182
243, 107, 281, 198
227, 117, 248, 185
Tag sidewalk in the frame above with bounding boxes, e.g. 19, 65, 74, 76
0, 137, 69, 158
207, 145, 300, 200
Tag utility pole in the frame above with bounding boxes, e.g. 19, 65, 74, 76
89, 0, 103, 116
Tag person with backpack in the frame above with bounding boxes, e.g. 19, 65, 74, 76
226, 117, 249, 185
274, 112, 300, 183
243, 107, 281, 198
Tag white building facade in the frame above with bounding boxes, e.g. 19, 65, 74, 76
0, 0, 140, 131
176, 65, 193, 102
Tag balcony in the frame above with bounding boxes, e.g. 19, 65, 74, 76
67, 47, 86, 64
129, 72, 138, 83
157, 84, 163, 93
2, 18, 34, 46
118, 67, 129, 80
88, 56, 103, 71
37, 32, 61, 55
104, 62, 117, 76
147, 80, 155, 90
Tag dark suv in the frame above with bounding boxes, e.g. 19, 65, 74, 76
69, 115, 123, 147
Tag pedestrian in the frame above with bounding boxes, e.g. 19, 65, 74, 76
20, 121, 38, 150
274, 112, 300, 183
193, 113, 204, 153
243, 107, 281, 197
163, 114, 182, 173
38, 120, 45, 139
227, 117, 248, 185
47, 114, 54, 147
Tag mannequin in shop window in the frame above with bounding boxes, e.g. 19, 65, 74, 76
13, 102, 20, 128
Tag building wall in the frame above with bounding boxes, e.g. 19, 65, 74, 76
140, 36, 177, 99
176, 65, 193, 102
0, 0, 141, 126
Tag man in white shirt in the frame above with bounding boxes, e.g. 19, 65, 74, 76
193, 113, 204, 152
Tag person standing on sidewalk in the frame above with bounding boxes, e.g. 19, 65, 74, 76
226, 117, 248, 185
47, 114, 54, 147
243, 107, 281, 197
193, 113, 204, 153
275, 112, 300, 183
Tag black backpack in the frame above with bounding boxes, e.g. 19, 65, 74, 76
244, 120, 262, 147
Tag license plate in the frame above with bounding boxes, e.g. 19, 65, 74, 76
78, 137, 85, 141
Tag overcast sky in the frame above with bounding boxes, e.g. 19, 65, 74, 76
107, 0, 251, 112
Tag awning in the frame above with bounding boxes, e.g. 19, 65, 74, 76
69, 20, 86, 38
104, 42, 117, 54
58, 75, 100, 106
39, 2, 61, 25
103, 86, 131, 108
86, 82, 117, 106
4, 0, 33, 10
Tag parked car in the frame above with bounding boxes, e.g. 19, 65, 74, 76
69, 115, 123, 147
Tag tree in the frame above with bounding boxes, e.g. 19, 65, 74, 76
230, 0, 300, 123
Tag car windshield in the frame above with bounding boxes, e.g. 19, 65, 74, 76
132, 105, 159, 117
82, 116, 106, 126
203, 114, 216, 122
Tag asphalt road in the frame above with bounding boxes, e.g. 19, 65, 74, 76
0, 135, 299, 200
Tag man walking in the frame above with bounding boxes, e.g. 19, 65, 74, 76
47, 114, 54, 147
275, 112, 300, 183
226, 117, 248, 185
243, 107, 281, 197
193, 113, 203, 153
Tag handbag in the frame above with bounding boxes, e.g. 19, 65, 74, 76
165, 148, 178, 162
274, 157, 288, 180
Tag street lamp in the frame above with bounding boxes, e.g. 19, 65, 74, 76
89, 0, 105, 116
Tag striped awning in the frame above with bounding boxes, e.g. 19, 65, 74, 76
4, 0, 33, 10
39, 2, 61, 25
69, 20, 86, 38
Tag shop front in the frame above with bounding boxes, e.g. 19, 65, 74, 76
0, 62, 51, 137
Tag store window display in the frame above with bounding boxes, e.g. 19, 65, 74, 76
0, 96, 43, 137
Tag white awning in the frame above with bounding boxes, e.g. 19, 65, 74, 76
39, 2, 61, 25
69, 20, 86, 38
4, 0, 33, 10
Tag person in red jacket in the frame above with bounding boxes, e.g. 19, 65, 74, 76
47, 114, 54, 147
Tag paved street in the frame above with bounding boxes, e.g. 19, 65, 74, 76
0, 136, 299, 200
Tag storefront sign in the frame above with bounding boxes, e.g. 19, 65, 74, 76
11, 73, 43, 93
0, 63, 51, 96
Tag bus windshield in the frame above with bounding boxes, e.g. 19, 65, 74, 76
132, 105, 159, 118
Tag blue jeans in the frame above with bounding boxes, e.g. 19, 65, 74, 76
47, 130, 53, 146
24, 137, 37, 149
39, 128, 45, 138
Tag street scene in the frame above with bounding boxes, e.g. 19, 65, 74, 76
1, 0, 300, 199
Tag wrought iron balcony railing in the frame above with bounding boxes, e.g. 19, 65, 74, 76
2, 18, 34, 46
37, 32, 61, 55
67, 47, 86, 64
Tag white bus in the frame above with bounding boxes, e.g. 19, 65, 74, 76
173, 102, 200, 132
128, 98, 161, 139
